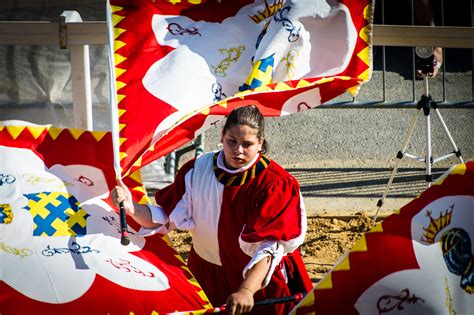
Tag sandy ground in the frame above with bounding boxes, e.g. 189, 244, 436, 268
168, 212, 376, 285
299, 213, 376, 283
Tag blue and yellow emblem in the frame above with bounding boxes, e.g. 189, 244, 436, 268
23, 192, 89, 237
0, 204, 13, 224
239, 54, 274, 92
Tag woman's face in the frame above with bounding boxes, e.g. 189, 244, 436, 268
221, 124, 263, 170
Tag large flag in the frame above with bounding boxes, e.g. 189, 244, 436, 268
0, 122, 212, 313
291, 162, 474, 314
108, 0, 373, 176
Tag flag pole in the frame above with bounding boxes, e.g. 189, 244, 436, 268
164, 293, 307, 314
106, 0, 130, 246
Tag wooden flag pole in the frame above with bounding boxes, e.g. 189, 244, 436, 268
106, 1, 129, 246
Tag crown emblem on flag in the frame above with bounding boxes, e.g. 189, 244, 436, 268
0, 204, 13, 224
421, 205, 454, 244
250, 0, 284, 23
23, 192, 90, 237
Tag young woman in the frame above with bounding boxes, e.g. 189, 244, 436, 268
113, 105, 312, 314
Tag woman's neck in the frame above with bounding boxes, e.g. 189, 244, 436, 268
217, 150, 260, 174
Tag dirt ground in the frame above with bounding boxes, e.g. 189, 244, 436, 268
299, 213, 376, 283
168, 212, 377, 285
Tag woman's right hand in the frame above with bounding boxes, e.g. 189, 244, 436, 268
226, 288, 254, 315
111, 181, 135, 216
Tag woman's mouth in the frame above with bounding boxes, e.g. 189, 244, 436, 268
232, 157, 244, 163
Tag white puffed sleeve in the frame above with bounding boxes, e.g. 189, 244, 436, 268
168, 169, 195, 231
239, 194, 307, 287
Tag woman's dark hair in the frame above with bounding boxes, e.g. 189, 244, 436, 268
222, 105, 269, 153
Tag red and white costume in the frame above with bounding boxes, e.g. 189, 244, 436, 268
141, 151, 312, 314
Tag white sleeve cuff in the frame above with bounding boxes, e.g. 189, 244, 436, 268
138, 225, 169, 237
241, 240, 285, 288
150, 204, 169, 224
138, 204, 170, 236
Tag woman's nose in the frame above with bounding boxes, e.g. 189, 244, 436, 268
234, 144, 243, 153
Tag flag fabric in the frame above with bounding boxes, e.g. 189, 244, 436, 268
0, 122, 212, 314
291, 162, 474, 315
108, 0, 373, 176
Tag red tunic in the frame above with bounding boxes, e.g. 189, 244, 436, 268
155, 151, 312, 314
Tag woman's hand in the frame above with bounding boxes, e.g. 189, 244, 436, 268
225, 255, 271, 314
111, 181, 135, 216
226, 287, 254, 315
112, 181, 161, 230
431, 47, 443, 78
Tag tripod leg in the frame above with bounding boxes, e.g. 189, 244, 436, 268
433, 108, 464, 164
425, 107, 432, 186
374, 108, 422, 221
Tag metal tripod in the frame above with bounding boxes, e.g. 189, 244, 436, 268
374, 76, 464, 220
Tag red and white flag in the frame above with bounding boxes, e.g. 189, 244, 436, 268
291, 162, 474, 314
0, 122, 212, 314
108, 0, 373, 176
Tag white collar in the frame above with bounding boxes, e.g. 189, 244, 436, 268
216, 150, 260, 174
